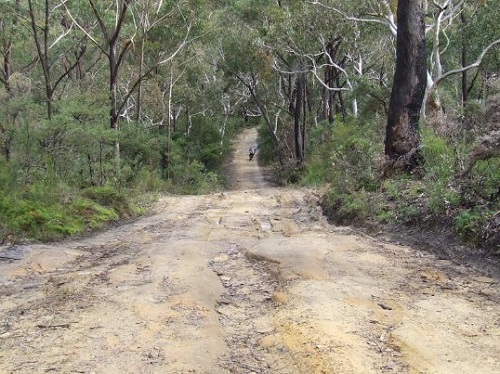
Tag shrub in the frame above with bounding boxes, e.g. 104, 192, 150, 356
82, 185, 132, 218
71, 198, 119, 230
454, 209, 487, 245
0, 179, 139, 242
303, 119, 381, 192
321, 189, 375, 226
0, 191, 82, 242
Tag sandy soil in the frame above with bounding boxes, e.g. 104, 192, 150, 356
0, 128, 499, 374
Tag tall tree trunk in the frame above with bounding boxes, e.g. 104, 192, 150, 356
108, 42, 122, 184
336, 76, 346, 122
28, 0, 53, 119
135, 36, 145, 123
293, 72, 305, 165
461, 10, 468, 107
385, 0, 426, 171
2, 40, 12, 93
109, 49, 119, 129
0, 0, 19, 93
323, 37, 342, 124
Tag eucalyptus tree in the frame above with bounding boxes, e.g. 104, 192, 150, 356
0, 0, 21, 161
0, 0, 21, 94
59, 0, 194, 185
25, 0, 88, 119
423, 0, 500, 125
61, 0, 192, 130
385, 0, 426, 170
434, 0, 500, 106
212, 1, 290, 165
263, 1, 394, 165
309, 0, 500, 119
218, 30, 281, 150
219, 1, 346, 165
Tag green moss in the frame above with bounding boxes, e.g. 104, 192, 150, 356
71, 198, 119, 230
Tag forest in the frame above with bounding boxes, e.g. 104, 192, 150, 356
0, 0, 499, 250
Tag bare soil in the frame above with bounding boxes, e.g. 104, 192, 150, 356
0, 128, 499, 374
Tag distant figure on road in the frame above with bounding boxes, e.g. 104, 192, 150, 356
248, 147, 256, 161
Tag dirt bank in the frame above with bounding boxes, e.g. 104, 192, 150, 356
0, 128, 499, 373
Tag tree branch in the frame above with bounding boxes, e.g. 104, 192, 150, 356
430, 38, 500, 93
60, 1, 107, 55
307, 0, 397, 37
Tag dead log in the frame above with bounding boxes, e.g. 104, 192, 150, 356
459, 130, 500, 178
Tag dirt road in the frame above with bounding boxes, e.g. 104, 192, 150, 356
1, 128, 499, 374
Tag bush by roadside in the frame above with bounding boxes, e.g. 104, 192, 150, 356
300, 117, 499, 253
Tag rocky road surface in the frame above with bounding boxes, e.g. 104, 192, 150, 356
0, 128, 499, 374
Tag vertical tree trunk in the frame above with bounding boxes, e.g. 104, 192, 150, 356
323, 37, 342, 124
385, 0, 426, 170
0, 0, 18, 93
461, 11, 468, 107
135, 36, 145, 123
2, 40, 12, 93
109, 50, 119, 129
28, 0, 53, 119
108, 43, 122, 184
293, 72, 305, 165
336, 76, 346, 122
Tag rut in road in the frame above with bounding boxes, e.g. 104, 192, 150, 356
0, 128, 499, 374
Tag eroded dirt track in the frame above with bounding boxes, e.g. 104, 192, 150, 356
1, 128, 499, 374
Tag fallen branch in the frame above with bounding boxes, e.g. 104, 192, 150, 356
458, 130, 500, 178
0, 256, 20, 261
37, 323, 71, 329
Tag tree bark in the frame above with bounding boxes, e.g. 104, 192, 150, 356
385, 0, 426, 170
461, 10, 468, 107
1, 40, 12, 93
28, 0, 53, 119
293, 72, 305, 165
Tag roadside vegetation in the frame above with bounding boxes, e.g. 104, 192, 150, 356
1, 1, 499, 254
0, 98, 239, 242
257, 111, 499, 252
300, 108, 499, 251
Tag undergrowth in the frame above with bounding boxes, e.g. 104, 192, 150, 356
0, 179, 139, 243
302, 118, 499, 252
0, 114, 239, 244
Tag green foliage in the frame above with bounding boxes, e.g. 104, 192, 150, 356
0, 157, 14, 191
455, 209, 485, 242
82, 186, 132, 217
302, 119, 382, 192
71, 198, 119, 230
0, 181, 81, 241
321, 188, 376, 226
174, 115, 235, 172
376, 209, 395, 224
134, 168, 169, 193
167, 158, 222, 195
420, 128, 461, 215
466, 158, 500, 199
306, 118, 384, 226
255, 124, 277, 166
0, 180, 143, 242
316, 117, 499, 249
421, 128, 457, 178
